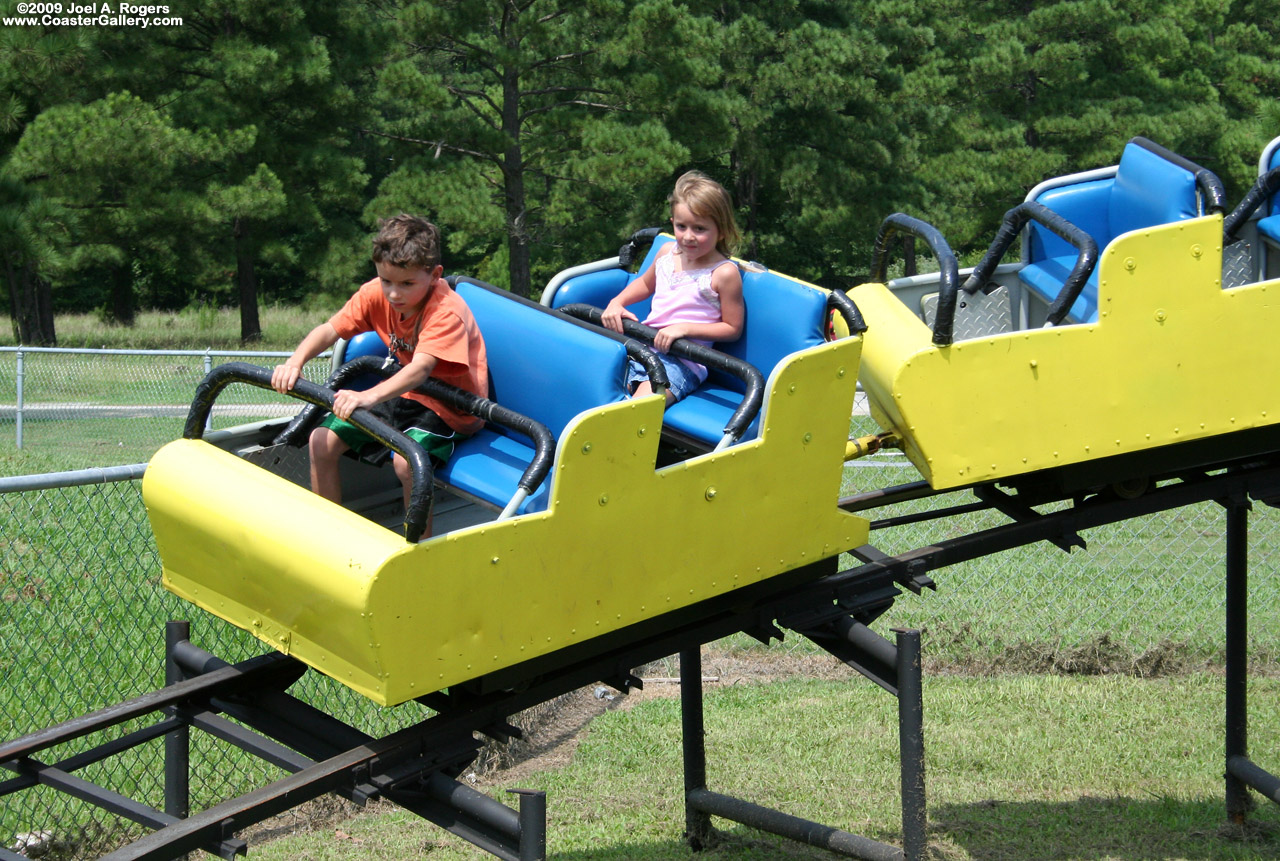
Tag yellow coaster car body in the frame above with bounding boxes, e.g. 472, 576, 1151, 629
851, 214, 1280, 490
144, 338, 867, 706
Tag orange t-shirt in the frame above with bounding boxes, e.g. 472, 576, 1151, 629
329, 278, 489, 435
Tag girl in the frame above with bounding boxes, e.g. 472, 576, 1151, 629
601, 171, 745, 404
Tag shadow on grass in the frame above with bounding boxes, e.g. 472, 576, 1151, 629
932, 794, 1280, 860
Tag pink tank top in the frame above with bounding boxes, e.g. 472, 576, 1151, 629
643, 252, 734, 380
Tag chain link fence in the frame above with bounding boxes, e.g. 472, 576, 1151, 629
0, 348, 337, 472
3, 350, 1280, 856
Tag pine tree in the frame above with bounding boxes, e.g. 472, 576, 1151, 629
89, 0, 382, 341
0, 19, 94, 344
366, 0, 691, 297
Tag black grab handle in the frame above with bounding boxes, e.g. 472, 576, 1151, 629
828, 288, 868, 336
618, 227, 664, 268
1223, 167, 1280, 241
275, 356, 556, 501
558, 303, 766, 442
185, 361, 433, 543
964, 201, 1098, 326
870, 214, 961, 346
1129, 136, 1226, 215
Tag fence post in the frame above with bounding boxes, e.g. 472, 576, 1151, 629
204, 351, 214, 433
15, 349, 24, 449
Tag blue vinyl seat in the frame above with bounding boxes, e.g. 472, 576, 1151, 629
1020, 137, 1208, 323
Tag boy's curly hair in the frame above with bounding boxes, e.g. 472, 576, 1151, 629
371, 214, 442, 271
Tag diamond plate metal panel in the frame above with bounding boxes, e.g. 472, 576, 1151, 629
1223, 239, 1255, 289
921, 285, 1013, 341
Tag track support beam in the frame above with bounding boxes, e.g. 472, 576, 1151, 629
680, 629, 926, 860
1222, 492, 1280, 821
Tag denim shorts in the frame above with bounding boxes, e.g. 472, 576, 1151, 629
624, 355, 705, 402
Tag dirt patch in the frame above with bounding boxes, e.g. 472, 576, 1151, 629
985, 634, 1203, 677
468, 652, 865, 788
469, 685, 635, 786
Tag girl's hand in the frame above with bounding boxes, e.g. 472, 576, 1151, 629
601, 301, 637, 333
653, 324, 689, 353
332, 388, 377, 421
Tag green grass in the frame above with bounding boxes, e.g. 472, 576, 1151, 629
0, 309, 337, 473
837, 458, 1280, 671
0, 305, 322, 351
246, 672, 1280, 860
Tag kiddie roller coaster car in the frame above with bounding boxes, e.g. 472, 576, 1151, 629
848, 136, 1280, 498
142, 254, 871, 707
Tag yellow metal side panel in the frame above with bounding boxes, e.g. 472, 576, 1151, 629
144, 441, 409, 701
363, 337, 867, 704
146, 338, 867, 706
845, 281, 938, 480
853, 215, 1280, 488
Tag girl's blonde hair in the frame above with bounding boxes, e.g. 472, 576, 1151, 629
669, 170, 741, 257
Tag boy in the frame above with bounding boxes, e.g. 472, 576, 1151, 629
271, 215, 488, 538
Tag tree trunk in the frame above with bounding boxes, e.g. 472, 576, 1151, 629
735, 160, 760, 261
235, 217, 262, 343
503, 166, 532, 299
5, 257, 56, 346
500, 33, 532, 298
35, 265, 54, 343
109, 262, 135, 326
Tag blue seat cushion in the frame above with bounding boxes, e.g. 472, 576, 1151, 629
1258, 214, 1280, 244
1018, 260, 1099, 324
335, 282, 632, 515
443, 279, 631, 513
435, 430, 552, 514
663, 383, 759, 443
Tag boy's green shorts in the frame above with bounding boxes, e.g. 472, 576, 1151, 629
318, 396, 465, 465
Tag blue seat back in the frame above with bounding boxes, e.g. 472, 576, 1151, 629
1027, 179, 1113, 263
334, 331, 390, 391
1023, 139, 1202, 323
453, 279, 628, 439
552, 235, 826, 390
661, 266, 828, 444
1269, 144, 1280, 217
548, 236, 667, 319
1029, 140, 1199, 264
707, 267, 827, 391
1108, 143, 1199, 237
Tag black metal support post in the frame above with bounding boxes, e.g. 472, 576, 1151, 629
1225, 497, 1253, 822
685, 789, 903, 860
163, 621, 190, 822
680, 646, 714, 849
509, 789, 547, 861
679, 625, 927, 860
895, 629, 926, 860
